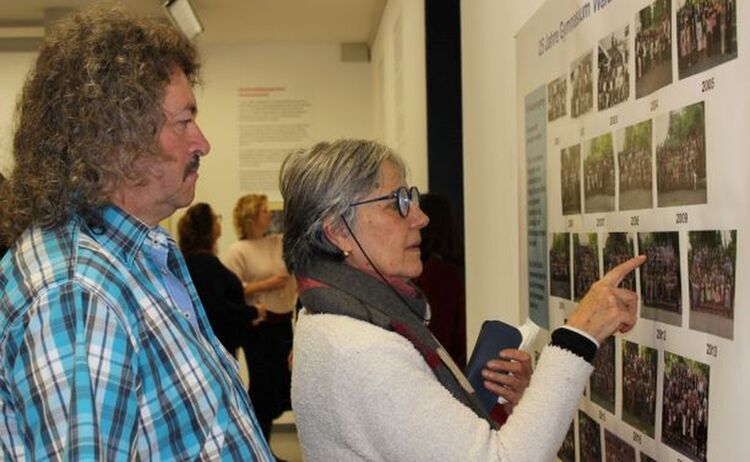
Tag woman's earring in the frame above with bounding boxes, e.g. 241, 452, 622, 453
342, 250, 351, 257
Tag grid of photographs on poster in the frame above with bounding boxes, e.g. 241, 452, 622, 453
558, 100, 707, 218
548, 227, 728, 462
542, 1, 738, 461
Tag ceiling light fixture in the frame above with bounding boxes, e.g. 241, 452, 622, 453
163, 0, 203, 40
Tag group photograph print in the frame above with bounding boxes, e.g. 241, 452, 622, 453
616, 120, 654, 211
558, 422, 576, 462
598, 24, 631, 111
570, 50, 594, 119
561, 144, 582, 215
590, 336, 615, 414
548, 74, 568, 122
638, 231, 682, 327
605, 429, 636, 462
688, 229, 736, 339
677, 0, 738, 79
573, 233, 600, 301
662, 351, 710, 462
622, 340, 658, 439
583, 132, 615, 213
655, 101, 707, 207
549, 232, 572, 299
603, 232, 636, 291
636, 0, 673, 98
578, 411, 603, 462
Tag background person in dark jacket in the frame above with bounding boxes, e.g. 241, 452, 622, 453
414, 193, 467, 368
178, 202, 264, 355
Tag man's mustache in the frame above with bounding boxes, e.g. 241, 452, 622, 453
183, 153, 202, 180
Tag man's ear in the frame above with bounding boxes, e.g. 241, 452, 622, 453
322, 216, 350, 250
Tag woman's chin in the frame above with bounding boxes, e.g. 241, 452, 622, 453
404, 262, 423, 280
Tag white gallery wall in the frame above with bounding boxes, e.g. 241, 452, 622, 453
188, 42, 374, 256
461, 0, 545, 346
370, 0, 428, 192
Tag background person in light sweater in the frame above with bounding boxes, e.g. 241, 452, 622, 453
224, 193, 297, 442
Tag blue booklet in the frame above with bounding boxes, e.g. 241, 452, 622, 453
465, 320, 523, 413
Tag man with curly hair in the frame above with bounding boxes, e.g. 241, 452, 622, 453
0, 173, 6, 259
0, 7, 275, 461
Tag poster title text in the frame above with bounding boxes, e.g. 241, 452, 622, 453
537, 0, 616, 56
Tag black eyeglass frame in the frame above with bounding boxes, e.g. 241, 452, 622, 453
349, 186, 420, 218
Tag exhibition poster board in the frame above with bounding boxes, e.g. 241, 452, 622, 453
517, 1, 746, 461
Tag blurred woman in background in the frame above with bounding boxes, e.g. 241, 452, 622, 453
177, 202, 262, 356
224, 194, 297, 441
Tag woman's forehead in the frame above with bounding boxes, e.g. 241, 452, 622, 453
376, 161, 405, 187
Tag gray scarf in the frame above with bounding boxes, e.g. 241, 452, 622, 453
296, 258, 499, 429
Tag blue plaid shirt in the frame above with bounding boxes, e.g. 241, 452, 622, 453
0, 206, 274, 461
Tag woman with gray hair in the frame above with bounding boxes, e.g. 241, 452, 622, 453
280, 139, 644, 462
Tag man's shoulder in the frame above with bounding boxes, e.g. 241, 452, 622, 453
4, 219, 126, 294
0, 219, 146, 336
1, 222, 79, 323
7, 221, 80, 280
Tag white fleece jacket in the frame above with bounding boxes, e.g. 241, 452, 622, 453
291, 310, 593, 462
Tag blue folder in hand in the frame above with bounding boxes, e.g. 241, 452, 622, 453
465, 320, 523, 413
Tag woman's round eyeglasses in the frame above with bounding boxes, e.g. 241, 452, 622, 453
349, 186, 420, 218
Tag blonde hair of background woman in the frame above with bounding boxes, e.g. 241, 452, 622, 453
233, 193, 268, 239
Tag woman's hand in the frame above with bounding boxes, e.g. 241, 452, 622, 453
244, 274, 289, 296
481, 348, 533, 412
263, 274, 290, 290
566, 255, 646, 343
251, 303, 267, 327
